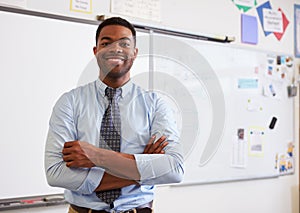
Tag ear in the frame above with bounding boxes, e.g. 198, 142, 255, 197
93, 46, 97, 55
133, 48, 139, 60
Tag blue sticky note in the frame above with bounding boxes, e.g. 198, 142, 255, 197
241, 14, 258, 44
238, 78, 258, 89
256, 1, 272, 36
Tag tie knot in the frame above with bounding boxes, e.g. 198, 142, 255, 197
105, 87, 122, 101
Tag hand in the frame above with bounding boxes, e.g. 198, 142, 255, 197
143, 135, 168, 154
62, 141, 95, 168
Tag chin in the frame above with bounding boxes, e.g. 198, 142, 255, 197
107, 69, 130, 79
99, 65, 126, 78
101, 61, 133, 79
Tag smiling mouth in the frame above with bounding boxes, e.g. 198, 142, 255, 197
103, 55, 129, 67
106, 58, 124, 63
104, 54, 128, 61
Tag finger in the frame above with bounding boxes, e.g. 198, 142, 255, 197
62, 145, 81, 155
160, 141, 168, 150
155, 135, 167, 145
62, 155, 72, 162
147, 142, 158, 153
62, 151, 76, 161
143, 135, 156, 153
148, 135, 156, 144
66, 161, 73, 167
148, 136, 166, 153
65, 143, 83, 155
62, 147, 73, 155
64, 141, 76, 148
155, 142, 169, 154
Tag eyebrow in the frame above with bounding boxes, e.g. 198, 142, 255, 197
100, 37, 132, 42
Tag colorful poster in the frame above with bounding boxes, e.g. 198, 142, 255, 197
232, 0, 257, 12
262, 8, 283, 33
257, 1, 289, 40
273, 8, 289, 41
256, 1, 273, 36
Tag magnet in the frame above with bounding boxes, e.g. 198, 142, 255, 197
269, 117, 277, 129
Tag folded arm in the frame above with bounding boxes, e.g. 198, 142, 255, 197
62, 131, 184, 187
62, 135, 169, 191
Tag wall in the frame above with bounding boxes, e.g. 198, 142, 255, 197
2, 0, 299, 212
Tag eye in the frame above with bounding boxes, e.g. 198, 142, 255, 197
119, 41, 131, 48
100, 42, 110, 47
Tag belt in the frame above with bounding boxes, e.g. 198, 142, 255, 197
70, 204, 152, 213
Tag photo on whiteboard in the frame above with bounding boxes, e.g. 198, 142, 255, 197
262, 81, 284, 99
238, 128, 245, 140
231, 128, 247, 168
266, 54, 293, 82
276, 153, 294, 175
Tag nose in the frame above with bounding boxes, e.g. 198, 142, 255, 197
108, 41, 123, 53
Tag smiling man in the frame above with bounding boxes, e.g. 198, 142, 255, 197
45, 17, 184, 213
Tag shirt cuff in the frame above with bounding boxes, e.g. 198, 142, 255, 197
76, 167, 105, 194
134, 154, 162, 183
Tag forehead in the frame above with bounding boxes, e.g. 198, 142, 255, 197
98, 25, 133, 41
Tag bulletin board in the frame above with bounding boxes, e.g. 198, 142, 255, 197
0, 5, 296, 202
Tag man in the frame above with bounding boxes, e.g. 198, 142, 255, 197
45, 17, 184, 213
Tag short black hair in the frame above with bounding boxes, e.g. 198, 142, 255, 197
95, 17, 136, 45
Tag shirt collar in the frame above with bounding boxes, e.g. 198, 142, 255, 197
96, 78, 132, 98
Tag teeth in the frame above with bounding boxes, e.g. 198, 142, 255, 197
105, 55, 126, 61
107, 58, 123, 62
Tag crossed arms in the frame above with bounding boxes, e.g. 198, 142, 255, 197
45, 90, 184, 194
62, 135, 168, 192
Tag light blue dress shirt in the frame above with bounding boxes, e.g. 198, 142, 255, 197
45, 78, 184, 212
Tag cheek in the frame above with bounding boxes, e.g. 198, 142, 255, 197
123, 58, 135, 69
95, 51, 106, 63
126, 48, 137, 58
94, 54, 102, 67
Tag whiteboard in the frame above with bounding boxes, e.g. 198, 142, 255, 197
147, 33, 295, 185
0, 9, 149, 199
0, 10, 96, 199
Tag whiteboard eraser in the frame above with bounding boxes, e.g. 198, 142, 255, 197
226, 36, 235, 42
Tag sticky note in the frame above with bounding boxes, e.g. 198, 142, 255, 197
241, 14, 258, 44
238, 78, 259, 89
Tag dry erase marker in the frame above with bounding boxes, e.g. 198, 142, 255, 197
43, 195, 64, 202
21, 198, 43, 204
0, 201, 21, 207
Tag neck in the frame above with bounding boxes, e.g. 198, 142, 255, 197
99, 74, 130, 88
